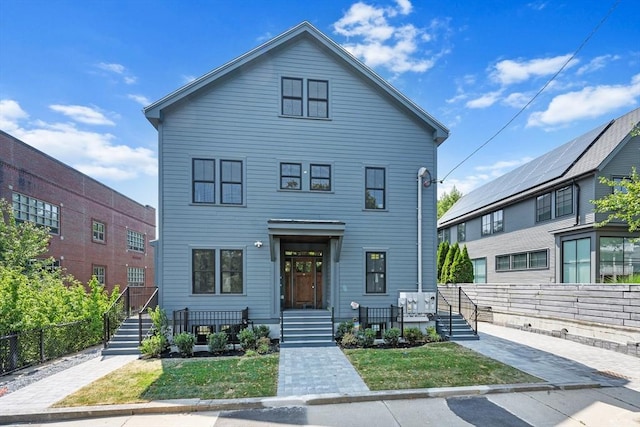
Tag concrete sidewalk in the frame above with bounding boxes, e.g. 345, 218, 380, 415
1, 322, 639, 424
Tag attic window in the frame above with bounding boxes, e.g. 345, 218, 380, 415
281, 77, 328, 118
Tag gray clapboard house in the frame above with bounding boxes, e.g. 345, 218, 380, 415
438, 107, 639, 284
144, 22, 449, 344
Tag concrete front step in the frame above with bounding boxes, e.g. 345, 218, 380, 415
101, 347, 142, 356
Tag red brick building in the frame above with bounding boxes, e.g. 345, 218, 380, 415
0, 130, 155, 292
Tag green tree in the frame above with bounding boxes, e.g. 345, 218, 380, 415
437, 186, 463, 219
441, 242, 459, 284
436, 241, 450, 282
591, 166, 640, 233
449, 245, 474, 283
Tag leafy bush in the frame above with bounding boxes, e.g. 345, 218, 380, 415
426, 326, 443, 342
404, 327, 424, 345
140, 335, 165, 358
340, 332, 358, 348
238, 327, 257, 350
383, 327, 401, 347
147, 306, 169, 351
256, 336, 271, 354
173, 332, 195, 357
244, 350, 257, 357
335, 320, 354, 341
254, 325, 271, 339
357, 328, 376, 348
207, 331, 228, 353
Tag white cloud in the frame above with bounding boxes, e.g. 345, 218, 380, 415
576, 54, 620, 75
0, 99, 157, 181
490, 54, 577, 86
502, 91, 531, 108
527, 1, 547, 11
0, 99, 29, 132
333, 1, 448, 74
96, 62, 137, 85
527, 73, 640, 127
465, 90, 503, 109
49, 104, 115, 126
181, 75, 197, 84
128, 94, 151, 106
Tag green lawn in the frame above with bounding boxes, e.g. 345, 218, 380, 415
344, 342, 542, 390
55, 343, 542, 407
55, 355, 279, 407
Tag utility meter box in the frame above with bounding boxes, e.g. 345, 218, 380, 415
398, 291, 436, 317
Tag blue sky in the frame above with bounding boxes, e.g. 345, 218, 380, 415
1, 0, 639, 209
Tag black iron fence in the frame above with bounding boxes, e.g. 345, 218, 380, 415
1, 319, 98, 376
172, 307, 250, 344
358, 305, 404, 338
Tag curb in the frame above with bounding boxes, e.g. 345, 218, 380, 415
0, 381, 602, 424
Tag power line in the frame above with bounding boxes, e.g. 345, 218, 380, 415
440, 0, 621, 183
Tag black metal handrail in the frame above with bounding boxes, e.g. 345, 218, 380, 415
458, 287, 478, 335
330, 307, 335, 342
437, 290, 453, 337
358, 305, 404, 337
103, 287, 129, 348
138, 287, 159, 344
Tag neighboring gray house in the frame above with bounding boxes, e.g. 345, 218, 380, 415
144, 22, 449, 342
438, 107, 639, 284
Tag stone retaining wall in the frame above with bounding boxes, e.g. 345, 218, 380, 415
439, 284, 640, 357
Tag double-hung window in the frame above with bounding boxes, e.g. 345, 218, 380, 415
555, 186, 573, 217
281, 163, 302, 190
366, 251, 386, 293
221, 160, 243, 204
93, 265, 106, 285
92, 220, 106, 242
193, 159, 215, 203
482, 210, 503, 235
310, 164, 331, 191
192, 248, 244, 294
365, 167, 385, 209
281, 77, 328, 118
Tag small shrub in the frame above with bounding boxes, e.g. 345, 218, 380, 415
404, 327, 424, 345
426, 326, 443, 342
238, 327, 257, 350
335, 320, 354, 341
340, 332, 358, 348
244, 349, 257, 357
256, 336, 271, 354
139, 335, 164, 358
383, 327, 401, 347
207, 331, 228, 353
254, 325, 271, 339
357, 328, 376, 348
173, 332, 195, 357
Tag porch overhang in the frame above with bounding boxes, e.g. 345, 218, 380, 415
267, 219, 345, 262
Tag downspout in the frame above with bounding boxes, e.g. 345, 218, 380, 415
417, 167, 429, 292
573, 180, 581, 226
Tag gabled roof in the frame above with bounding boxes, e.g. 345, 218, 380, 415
143, 21, 449, 144
438, 107, 640, 226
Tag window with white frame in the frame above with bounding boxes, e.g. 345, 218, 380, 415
12, 192, 60, 234
127, 230, 145, 252
93, 265, 106, 284
92, 220, 105, 242
127, 267, 145, 287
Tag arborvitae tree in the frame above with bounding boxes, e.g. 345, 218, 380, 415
441, 242, 459, 284
436, 241, 450, 283
450, 245, 474, 283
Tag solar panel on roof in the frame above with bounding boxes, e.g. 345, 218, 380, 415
439, 122, 609, 223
